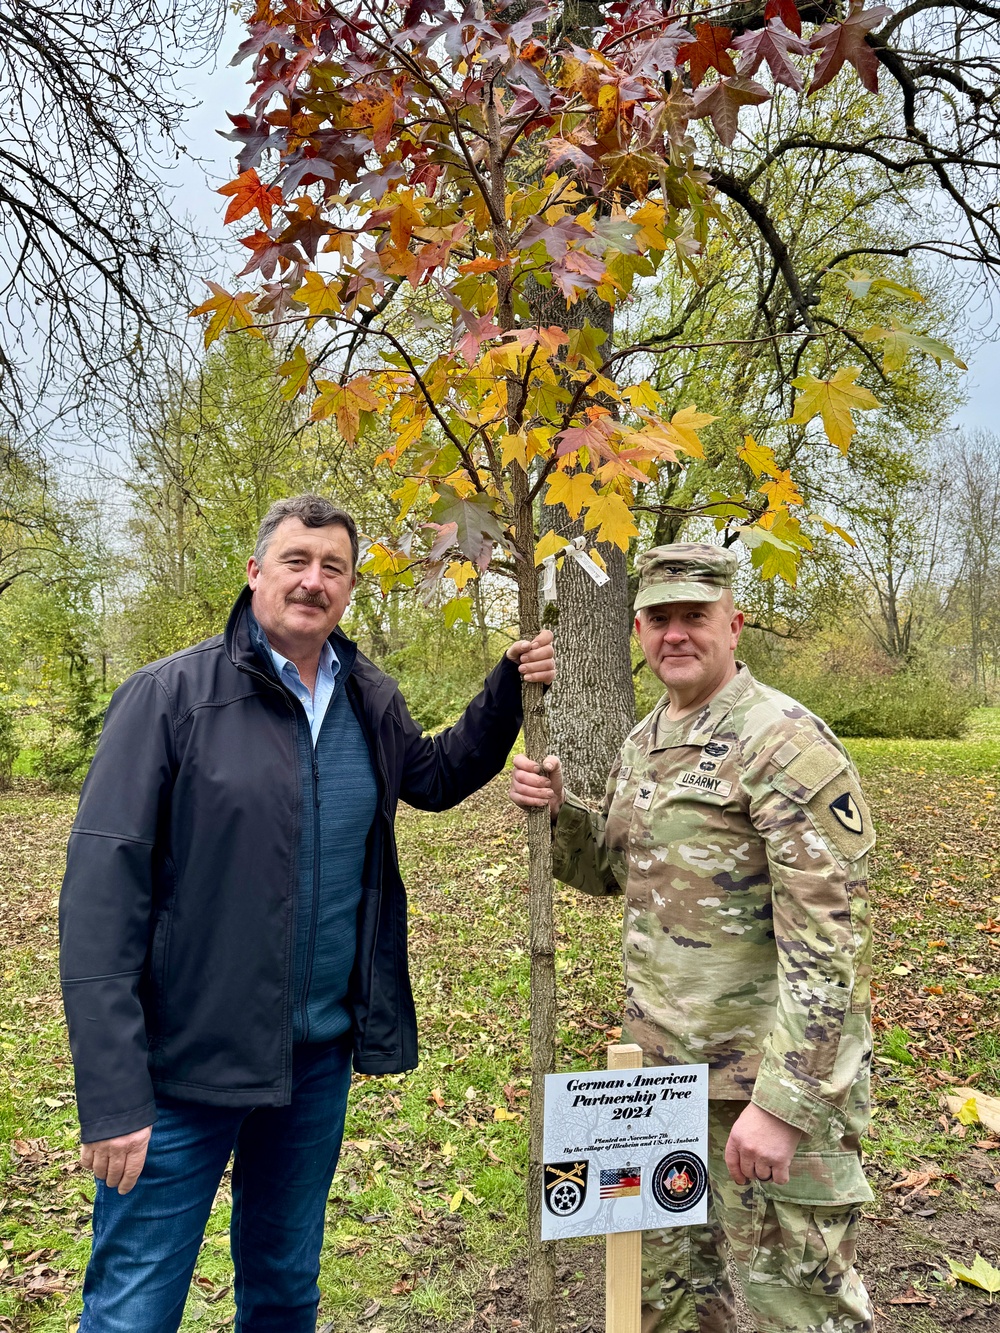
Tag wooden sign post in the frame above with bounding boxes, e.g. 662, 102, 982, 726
605, 1042, 643, 1333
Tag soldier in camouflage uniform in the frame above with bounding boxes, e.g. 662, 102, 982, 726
511, 544, 875, 1333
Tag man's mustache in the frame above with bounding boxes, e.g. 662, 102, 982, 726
286, 592, 329, 609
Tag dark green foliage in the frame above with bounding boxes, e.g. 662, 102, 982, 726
0, 701, 17, 789
769, 672, 971, 739
34, 668, 105, 791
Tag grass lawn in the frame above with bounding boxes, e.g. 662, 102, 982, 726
2, 711, 1000, 1332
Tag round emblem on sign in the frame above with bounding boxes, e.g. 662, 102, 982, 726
550, 1179, 584, 1214
650, 1152, 708, 1213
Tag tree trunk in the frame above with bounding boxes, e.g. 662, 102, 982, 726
511, 466, 557, 1333
545, 520, 635, 800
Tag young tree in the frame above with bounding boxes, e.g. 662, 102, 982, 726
197, 3, 967, 1324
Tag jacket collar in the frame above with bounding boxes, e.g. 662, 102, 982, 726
224, 584, 362, 685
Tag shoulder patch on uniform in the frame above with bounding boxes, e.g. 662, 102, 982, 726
830, 790, 864, 835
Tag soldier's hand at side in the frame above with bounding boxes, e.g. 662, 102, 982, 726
511, 754, 564, 818
724, 1103, 803, 1186
506, 629, 555, 684
81, 1126, 152, 1195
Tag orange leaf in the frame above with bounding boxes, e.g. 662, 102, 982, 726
679, 24, 737, 89
218, 168, 283, 228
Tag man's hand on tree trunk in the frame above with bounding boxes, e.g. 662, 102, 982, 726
506, 628, 555, 683
511, 754, 565, 819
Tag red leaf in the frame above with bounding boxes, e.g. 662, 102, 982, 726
732, 20, 811, 92
218, 168, 284, 228
691, 76, 771, 147
809, 0, 891, 95
678, 24, 737, 89
764, 0, 802, 36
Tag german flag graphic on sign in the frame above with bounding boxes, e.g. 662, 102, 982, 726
599, 1165, 641, 1198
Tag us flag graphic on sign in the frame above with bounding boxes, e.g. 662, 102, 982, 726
599, 1165, 641, 1198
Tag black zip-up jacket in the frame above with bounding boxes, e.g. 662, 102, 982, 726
59, 588, 524, 1143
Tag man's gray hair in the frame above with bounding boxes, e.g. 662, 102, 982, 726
253, 495, 359, 568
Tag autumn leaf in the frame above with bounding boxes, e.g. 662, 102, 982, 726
738, 433, 780, 479
310, 375, 381, 442
430, 488, 505, 567
218, 167, 283, 227
190, 282, 261, 348
534, 529, 571, 566
691, 77, 771, 148
445, 560, 476, 591
666, 406, 716, 457
621, 381, 664, 411
732, 20, 811, 92
863, 319, 967, 372
544, 469, 598, 519
679, 24, 737, 89
296, 271, 342, 317
809, 0, 892, 95
789, 367, 880, 453
277, 344, 311, 398
764, 0, 802, 37
816, 515, 857, 547
582, 492, 639, 550
760, 469, 803, 509
947, 1254, 1000, 1301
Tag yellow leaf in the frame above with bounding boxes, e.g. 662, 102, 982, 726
621, 381, 664, 411
493, 1106, 523, 1122
534, 529, 570, 566
957, 1096, 980, 1126
738, 433, 780, 479
501, 431, 528, 469
544, 470, 598, 519
588, 546, 606, 571
582, 492, 638, 551
392, 477, 424, 522
277, 345, 311, 399
760, 470, 803, 509
947, 1253, 1000, 1297
815, 515, 857, 547
449, 1187, 464, 1213
296, 271, 342, 317
445, 560, 476, 591
667, 405, 715, 458
789, 367, 880, 454
190, 282, 261, 349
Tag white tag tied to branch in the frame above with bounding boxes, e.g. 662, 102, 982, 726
539, 536, 611, 602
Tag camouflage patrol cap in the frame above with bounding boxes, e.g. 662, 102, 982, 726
634, 543, 738, 610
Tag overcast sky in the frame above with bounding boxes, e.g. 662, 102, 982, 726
171, 37, 997, 435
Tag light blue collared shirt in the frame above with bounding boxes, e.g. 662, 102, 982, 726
268, 639, 340, 746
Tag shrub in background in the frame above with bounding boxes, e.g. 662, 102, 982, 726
0, 700, 17, 789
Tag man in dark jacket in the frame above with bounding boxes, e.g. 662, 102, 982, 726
60, 493, 554, 1333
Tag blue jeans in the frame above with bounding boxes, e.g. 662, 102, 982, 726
80, 1037, 352, 1333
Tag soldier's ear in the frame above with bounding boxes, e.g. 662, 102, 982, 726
633, 614, 642, 635
730, 610, 744, 645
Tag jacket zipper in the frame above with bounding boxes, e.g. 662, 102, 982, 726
297, 740, 322, 1040
234, 658, 300, 1105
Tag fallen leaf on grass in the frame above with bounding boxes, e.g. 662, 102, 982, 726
948, 1254, 1000, 1301
889, 1287, 936, 1306
886, 1169, 941, 1195
946, 1089, 1000, 1133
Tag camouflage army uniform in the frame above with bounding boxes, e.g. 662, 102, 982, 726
553, 664, 875, 1333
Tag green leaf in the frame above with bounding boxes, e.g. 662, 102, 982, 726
738, 525, 800, 585
430, 487, 505, 566
830, 269, 924, 303
947, 1254, 1000, 1300
863, 319, 967, 372
443, 596, 472, 629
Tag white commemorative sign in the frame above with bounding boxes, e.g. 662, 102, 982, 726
541, 1064, 709, 1240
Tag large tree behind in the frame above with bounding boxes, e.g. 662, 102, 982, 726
0, 0, 223, 430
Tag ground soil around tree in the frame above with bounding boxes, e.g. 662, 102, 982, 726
2, 719, 999, 1332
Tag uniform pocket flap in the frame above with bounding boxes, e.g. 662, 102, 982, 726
770, 739, 847, 802
759, 1151, 874, 1206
